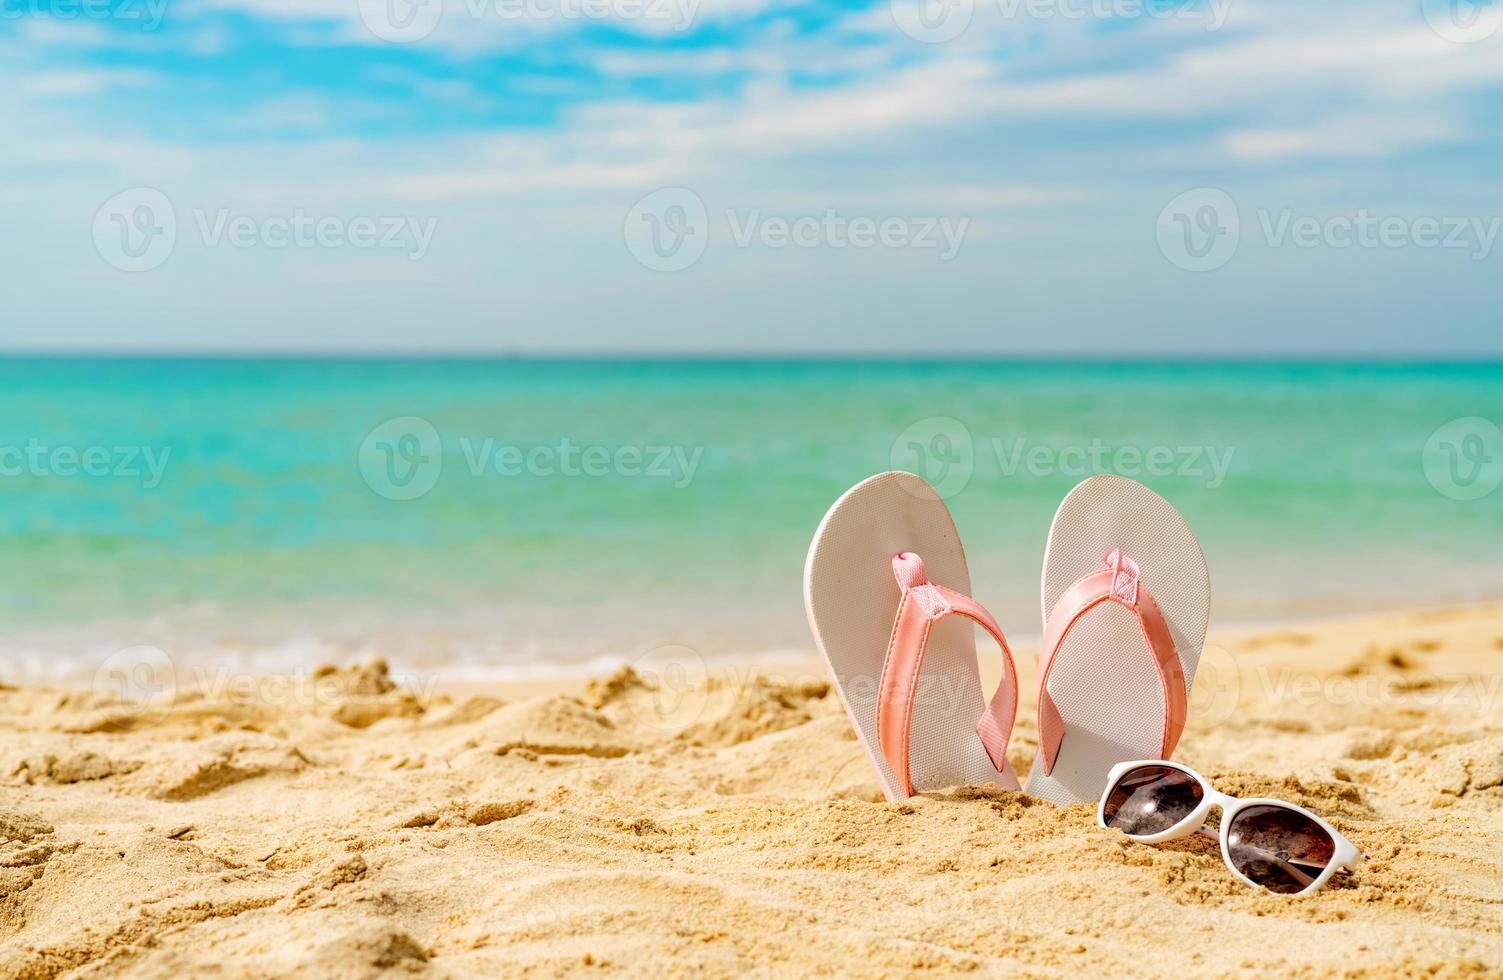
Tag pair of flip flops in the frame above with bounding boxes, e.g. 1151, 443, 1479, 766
803, 472, 1210, 805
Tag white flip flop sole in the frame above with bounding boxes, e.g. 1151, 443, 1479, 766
804, 471, 1018, 801
1024, 475, 1210, 806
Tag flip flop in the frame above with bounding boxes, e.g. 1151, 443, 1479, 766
1024, 475, 1211, 806
804, 471, 1020, 801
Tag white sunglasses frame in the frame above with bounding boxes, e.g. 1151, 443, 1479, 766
1096, 759, 1363, 896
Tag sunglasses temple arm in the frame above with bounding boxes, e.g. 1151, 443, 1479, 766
1196, 829, 1340, 889
1238, 842, 1318, 888
1202, 823, 1358, 877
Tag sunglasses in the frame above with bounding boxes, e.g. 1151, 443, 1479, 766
1097, 760, 1362, 896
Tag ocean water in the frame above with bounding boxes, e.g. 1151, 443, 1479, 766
0, 358, 1498, 682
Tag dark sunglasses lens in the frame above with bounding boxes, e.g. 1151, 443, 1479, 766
1101, 765, 1204, 837
1226, 805, 1336, 894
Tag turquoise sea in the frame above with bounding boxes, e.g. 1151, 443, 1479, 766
0, 359, 1499, 681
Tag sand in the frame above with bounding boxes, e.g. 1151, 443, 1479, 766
3, 604, 1503, 978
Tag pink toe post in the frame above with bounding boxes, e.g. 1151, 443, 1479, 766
875, 552, 1019, 798
1036, 549, 1186, 776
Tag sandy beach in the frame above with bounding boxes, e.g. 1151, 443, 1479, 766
3, 603, 1502, 978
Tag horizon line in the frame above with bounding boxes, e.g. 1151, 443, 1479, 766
0, 351, 1498, 365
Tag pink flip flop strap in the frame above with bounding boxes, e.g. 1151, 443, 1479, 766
1035, 549, 1186, 776
876, 552, 1018, 798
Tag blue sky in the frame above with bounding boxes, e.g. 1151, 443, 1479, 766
3, 0, 1502, 354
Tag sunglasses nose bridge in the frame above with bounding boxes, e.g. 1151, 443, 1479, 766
1192, 792, 1236, 832
1203, 790, 1238, 812
1171, 791, 1229, 836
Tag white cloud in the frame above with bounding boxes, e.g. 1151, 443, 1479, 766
1223, 113, 1458, 163
18, 68, 156, 97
